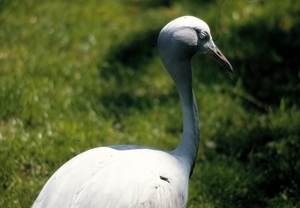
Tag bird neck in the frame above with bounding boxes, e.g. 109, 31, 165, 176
168, 59, 200, 176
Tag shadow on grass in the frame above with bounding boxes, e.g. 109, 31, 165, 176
208, 110, 300, 207
97, 29, 178, 117
230, 20, 300, 108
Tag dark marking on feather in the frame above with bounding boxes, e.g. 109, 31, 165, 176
159, 176, 170, 183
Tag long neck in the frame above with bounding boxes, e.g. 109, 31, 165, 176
168, 59, 200, 176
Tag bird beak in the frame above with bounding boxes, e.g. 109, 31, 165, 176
207, 45, 233, 73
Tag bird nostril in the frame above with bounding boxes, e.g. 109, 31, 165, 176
216, 51, 222, 57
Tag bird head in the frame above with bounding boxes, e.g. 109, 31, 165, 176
158, 16, 233, 73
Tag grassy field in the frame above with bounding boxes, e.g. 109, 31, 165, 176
1, 0, 300, 207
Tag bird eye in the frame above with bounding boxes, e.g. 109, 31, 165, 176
199, 31, 208, 40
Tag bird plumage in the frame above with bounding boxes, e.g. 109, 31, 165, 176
34, 147, 188, 207
32, 16, 232, 208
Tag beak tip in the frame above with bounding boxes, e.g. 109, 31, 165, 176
224, 62, 233, 73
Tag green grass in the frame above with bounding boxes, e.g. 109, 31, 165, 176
1, 0, 300, 207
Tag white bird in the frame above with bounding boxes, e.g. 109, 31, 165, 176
32, 16, 233, 208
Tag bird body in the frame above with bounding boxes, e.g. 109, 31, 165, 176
33, 16, 232, 208
34, 146, 189, 207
